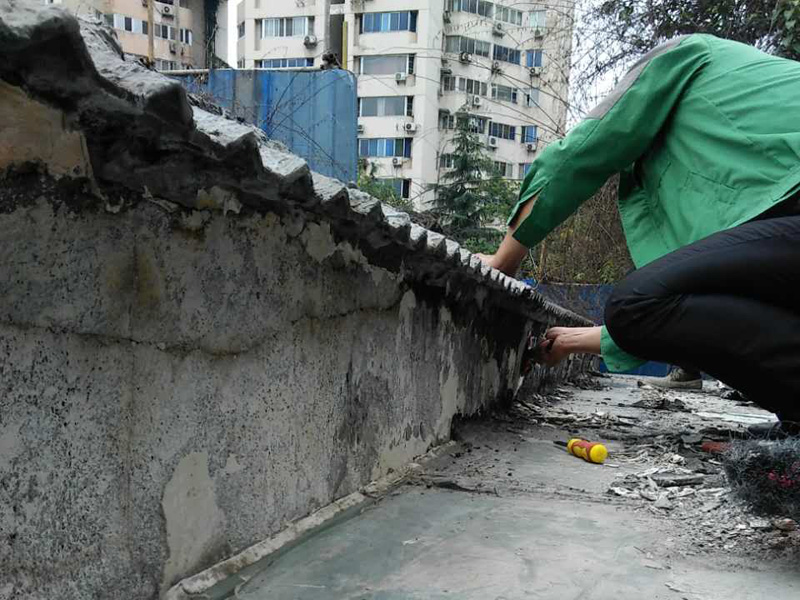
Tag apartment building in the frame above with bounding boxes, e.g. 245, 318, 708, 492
236, 0, 574, 208
47, 0, 208, 70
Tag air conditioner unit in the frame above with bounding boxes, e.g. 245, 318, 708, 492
392, 157, 404, 167
443, 10, 452, 23
395, 72, 408, 83
488, 137, 498, 148
357, 124, 365, 134
472, 95, 482, 107
162, 5, 171, 14
304, 35, 318, 47
168, 42, 177, 54
492, 60, 501, 72
526, 142, 538, 152
529, 66, 543, 77
440, 66, 453, 75
534, 27, 545, 38
404, 122, 418, 133
492, 22, 504, 36
459, 51, 472, 63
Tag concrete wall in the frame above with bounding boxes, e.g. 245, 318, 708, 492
0, 5, 592, 599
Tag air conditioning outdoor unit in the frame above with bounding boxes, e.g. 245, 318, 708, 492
162, 5, 171, 14
459, 51, 472, 63
404, 122, 418, 133
443, 10, 452, 23
304, 35, 318, 47
492, 60, 501, 72
526, 142, 538, 152
488, 137, 498, 148
392, 157, 404, 167
168, 42, 177, 54
357, 124, 365, 134
534, 27, 545, 38
440, 66, 453, 75
493, 23, 504, 36
472, 95, 482, 107
395, 72, 408, 83
529, 66, 543, 77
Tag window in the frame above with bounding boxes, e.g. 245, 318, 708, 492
155, 59, 177, 71
358, 138, 413, 158
237, 58, 246, 68
519, 163, 533, 178
238, 21, 245, 38
124, 16, 133, 32
491, 83, 518, 103
360, 11, 418, 33
525, 88, 540, 107
445, 35, 491, 58
260, 16, 314, 38
522, 125, 539, 143
493, 44, 520, 64
141, 20, 148, 35
359, 96, 411, 117
440, 153, 455, 169
493, 161, 513, 178
495, 6, 523, 25
380, 178, 412, 199
180, 29, 193, 45
443, 75, 488, 96
526, 49, 544, 67
457, 115, 488, 134
359, 54, 414, 75
439, 112, 455, 129
489, 121, 516, 140
529, 9, 547, 28
256, 58, 315, 68
447, 0, 493, 18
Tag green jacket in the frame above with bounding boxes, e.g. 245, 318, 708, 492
511, 34, 800, 372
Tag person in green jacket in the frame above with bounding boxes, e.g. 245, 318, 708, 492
479, 34, 800, 437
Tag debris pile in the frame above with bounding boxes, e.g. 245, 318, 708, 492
723, 439, 800, 521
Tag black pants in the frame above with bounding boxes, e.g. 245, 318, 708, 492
605, 213, 800, 421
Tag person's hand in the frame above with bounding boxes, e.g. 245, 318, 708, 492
538, 326, 602, 367
475, 253, 496, 268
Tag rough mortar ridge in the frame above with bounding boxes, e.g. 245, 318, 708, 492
0, 3, 589, 328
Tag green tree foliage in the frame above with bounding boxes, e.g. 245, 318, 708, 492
357, 158, 414, 212
428, 116, 519, 250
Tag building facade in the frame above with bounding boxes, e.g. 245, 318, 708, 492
47, 0, 208, 70
238, 0, 574, 208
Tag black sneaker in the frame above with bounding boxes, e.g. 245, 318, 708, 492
746, 420, 800, 439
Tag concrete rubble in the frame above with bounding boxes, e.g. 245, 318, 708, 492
0, 4, 594, 599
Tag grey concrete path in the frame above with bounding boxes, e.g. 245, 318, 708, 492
236, 377, 800, 600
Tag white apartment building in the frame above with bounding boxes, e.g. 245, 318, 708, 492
236, 0, 574, 208
46, 0, 209, 70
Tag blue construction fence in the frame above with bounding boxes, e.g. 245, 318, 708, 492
524, 281, 670, 377
172, 69, 358, 183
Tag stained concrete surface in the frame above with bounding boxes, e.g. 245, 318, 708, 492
237, 377, 800, 600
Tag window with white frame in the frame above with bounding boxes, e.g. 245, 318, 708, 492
237, 58, 246, 68
238, 22, 245, 38
180, 29, 193, 45
526, 49, 544, 67
447, 0, 493, 18
491, 83, 518, 103
442, 75, 488, 96
493, 161, 513, 178
529, 9, 547, 28
259, 16, 314, 38
525, 87, 540, 107
493, 44, 520, 64
445, 35, 491, 57
255, 58, 315, 68
379, 178, 412, 199
359, 138, 413, 158
360, 11, 418, 33
519, 163, 533, 178
457, 115, 488, 134
359, 54, 415, 75
359, 96, 414, 117
495, 6, 523, 25
439, 112, 456, 129
521, 125, 539, 143
440, 153, 455, 169
489, 121, 516, 140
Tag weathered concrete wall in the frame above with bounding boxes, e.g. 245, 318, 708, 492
0, 5, 593, 599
